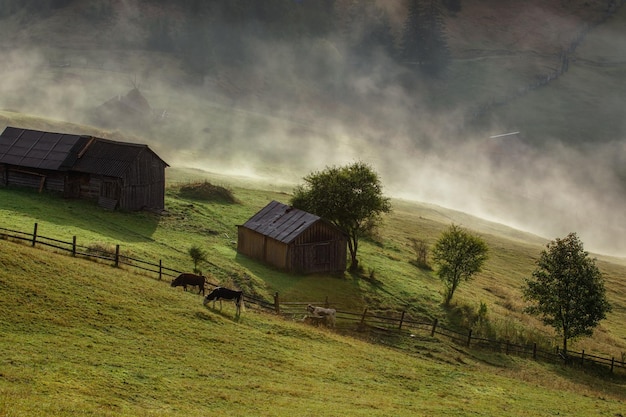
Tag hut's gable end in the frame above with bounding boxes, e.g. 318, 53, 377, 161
118, 149, 168, 211
288, 220, 347, 274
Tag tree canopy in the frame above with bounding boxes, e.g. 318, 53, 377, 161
290, 161, 391, 272
522, 232, 611, 355
431, 224, 488, 305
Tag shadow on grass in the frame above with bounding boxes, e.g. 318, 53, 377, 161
0, 186, 160, 242
202, 302, 242, 322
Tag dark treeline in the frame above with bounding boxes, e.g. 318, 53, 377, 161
1, 0, 459, 79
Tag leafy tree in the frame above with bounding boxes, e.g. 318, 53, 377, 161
290, 162, 391, 272
399, 0, 450, 77
432, 224, 488, 305
399, 0, 427, 69
419, 0, 451, 76
188, 245, 207, 274
522, 232, 611, 355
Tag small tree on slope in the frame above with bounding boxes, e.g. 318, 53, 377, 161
432, 224, 488, 306
522, 232, 611, 356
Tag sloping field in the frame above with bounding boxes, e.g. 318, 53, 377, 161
1, 238, 626, 417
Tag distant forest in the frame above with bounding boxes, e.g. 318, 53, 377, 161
2, 0, 460, 79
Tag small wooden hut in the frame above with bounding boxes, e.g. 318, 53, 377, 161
0, 126, 168, 211
237, 200, 347, 274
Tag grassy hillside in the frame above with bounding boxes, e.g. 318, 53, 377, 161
1, 165, 626, 348
0, 3, 626, 412
0, 180, 626, 416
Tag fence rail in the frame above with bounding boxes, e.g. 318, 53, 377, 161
1, 223, 624, 375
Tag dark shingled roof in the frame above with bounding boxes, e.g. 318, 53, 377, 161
0, 126, 168, 176
71, 138, 157, 178
0, 126, 88, 171
242, 200, 323, 244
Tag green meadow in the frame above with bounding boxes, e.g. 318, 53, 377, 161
0, 2, 625, 415
1, 167, 625, 416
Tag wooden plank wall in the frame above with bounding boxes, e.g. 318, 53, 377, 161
291, 222, 347, 273
120, 152, 167, 210
237, 227, 267, 260
1, 167, 66, 193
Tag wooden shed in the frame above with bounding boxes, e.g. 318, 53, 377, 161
0, 126, 168, 211
237, 200, 347, 274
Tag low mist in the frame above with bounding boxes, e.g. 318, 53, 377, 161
1, 0, 625, 256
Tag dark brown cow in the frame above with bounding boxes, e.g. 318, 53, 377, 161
171, 273, 205, 295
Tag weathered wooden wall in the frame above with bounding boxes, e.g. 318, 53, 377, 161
0, 150, 167, 211
0, 166, 65, 193
119, 151, 167, 210
290, 222, 346, 273
237, 227, 267, 260
238, 220, 346, 274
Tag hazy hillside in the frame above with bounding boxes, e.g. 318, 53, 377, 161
0, 0, 625, 256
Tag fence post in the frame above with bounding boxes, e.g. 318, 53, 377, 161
32, 223, 38, 247
430, 318, 438, 337
114, 244, 120, 267
325, 296, 329, 308
611, 357, 615, 373
273, 292, 280, 314
158, 260, 163, 280
360, 308, 368, 327
533, 343, 537, 360
72, 236, 77, 257
506, 340, 510, 355
398, 311, 405, 331
467, 329, 472, 347
581, 350, 585, 366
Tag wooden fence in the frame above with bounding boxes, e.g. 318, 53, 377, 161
2, 223, 625, 375
0, 223, 278, 312
275, 302, 625, 375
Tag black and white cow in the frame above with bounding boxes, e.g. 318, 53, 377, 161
203, 287, 244, 315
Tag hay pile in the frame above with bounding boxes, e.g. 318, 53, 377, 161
178, 181, 236, 203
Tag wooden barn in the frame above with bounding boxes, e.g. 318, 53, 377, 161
237, 200, 347, 274
0, 126, 168, 211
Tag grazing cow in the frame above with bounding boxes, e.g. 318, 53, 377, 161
203, 287, 244, 315
306, 304, 336, 327
171, 273, 205, 295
